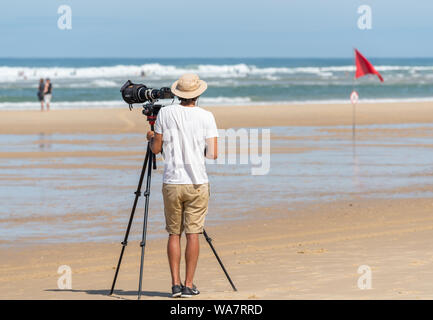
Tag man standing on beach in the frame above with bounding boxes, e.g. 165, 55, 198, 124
146, 73, 218, 298
43, 78, 52, 111
37, 78, 45, 111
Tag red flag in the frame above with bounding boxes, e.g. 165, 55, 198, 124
354, 49, 384, 82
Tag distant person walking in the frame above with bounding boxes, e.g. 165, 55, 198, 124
37, 78, 45, 111
43, 78, 52, 111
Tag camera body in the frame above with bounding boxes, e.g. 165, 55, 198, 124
120, 80, 174, 120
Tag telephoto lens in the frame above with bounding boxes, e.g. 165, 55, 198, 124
120, 80, 174, 105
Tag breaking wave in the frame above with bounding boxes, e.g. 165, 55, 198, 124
3, 63, 433, 83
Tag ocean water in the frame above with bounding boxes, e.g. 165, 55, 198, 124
1, 58, 433, 110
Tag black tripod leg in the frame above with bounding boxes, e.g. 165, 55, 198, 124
109, 146, 150, 296
203, 229, 237, 292
137, 150, 154, 300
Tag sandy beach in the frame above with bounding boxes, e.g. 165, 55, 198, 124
2, 102, 433, 135
1, 102, 433, 299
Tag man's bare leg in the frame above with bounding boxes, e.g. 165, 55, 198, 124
185, 233, 199, 288
167, 234, 182, 286
41, 102, 44, 112
47, 103, 50, 111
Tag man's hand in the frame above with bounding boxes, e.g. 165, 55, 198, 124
147, 131, 155, 141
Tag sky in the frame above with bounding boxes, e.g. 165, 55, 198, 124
0, 0, 432, 58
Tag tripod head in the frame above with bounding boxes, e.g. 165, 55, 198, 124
142, 103, 163, 127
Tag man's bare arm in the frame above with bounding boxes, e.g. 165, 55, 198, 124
205, 137, 218, 160
147, 131, 163, 154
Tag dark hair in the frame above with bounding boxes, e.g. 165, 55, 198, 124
179, 96, 198, 104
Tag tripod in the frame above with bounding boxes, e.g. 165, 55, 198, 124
109, 112, 237, 299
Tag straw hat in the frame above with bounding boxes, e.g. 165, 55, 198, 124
171, 73, 207, 99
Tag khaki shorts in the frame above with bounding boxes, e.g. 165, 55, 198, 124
162, 183, 209, 235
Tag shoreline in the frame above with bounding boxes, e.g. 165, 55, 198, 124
4, 96, 433, 111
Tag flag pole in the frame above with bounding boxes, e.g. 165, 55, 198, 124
352, 100, 356, 140
352, 48, 384, 140
352, 48, 357, 141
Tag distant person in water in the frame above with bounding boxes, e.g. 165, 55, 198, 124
43, 78, 52, 111
37, 78, 45, 111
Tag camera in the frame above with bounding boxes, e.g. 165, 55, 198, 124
120, 80, 174, 105
120, 80, 174, 121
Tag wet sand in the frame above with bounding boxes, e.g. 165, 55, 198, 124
1, 102, 433, 299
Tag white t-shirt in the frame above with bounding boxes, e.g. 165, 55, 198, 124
154, 104, 219, 184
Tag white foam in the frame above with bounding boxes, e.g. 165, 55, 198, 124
0, 100, 123, 111
0, 97, 251, 110
201, 97, 252, 105
4, 63, 433, 83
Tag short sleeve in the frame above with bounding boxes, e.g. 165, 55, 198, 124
154, 111, 163, 134
205, 112, 218, 138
